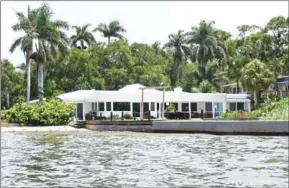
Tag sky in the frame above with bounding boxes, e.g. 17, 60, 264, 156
1, 1, 288, 66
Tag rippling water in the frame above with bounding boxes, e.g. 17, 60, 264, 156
1, 131, 288, 187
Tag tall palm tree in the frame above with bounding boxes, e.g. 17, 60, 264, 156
9, 6, 39, 104
28, 3, 70, 101
240, 59, 274, 109
70, 24, 96, 50
186, 20, 226, 67
93, 20, 126, 45
163, 30, 191, 87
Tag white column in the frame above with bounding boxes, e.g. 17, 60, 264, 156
248, 101, 251, 112
212, 102, 215, 119
149, 102, 151, 111
188, 102, 191, 119
178, 102, 182, 112
104, 101, 106, 117
130, 102, 133, 116
223, 102, 227, 113
111, 102, 113, 114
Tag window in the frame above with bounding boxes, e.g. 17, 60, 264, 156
106, 102, 111, 111
237, 103, 244, 111
190, 103, 197, 111
99, 102, 104, 111
182, 103, 189, 112
143, 103, 149, 113
113, 102, 130, 111
92, 103, 97, 111
229, 103, 236, 111
151, 102, 155, 111
205, 103, 212, 112
171, 103, 178, 111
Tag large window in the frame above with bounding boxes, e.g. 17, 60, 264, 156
99, 102, 104, 111
205, 103, 212, 112
92, 103, 97, 111
151, 102, 155, 111
229, 103, 236, 111
113, 102, 130, 111
237, 102, 244, 111
190, 103, 197, 111
182, 103, 189, 112
106, 102, 111, 111
143, 103, 149, 113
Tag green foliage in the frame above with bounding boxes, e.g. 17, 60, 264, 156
165, 104, 176, 113
123, 113, 133, 119
261, 97, 288, 120
1, 99, 75, 126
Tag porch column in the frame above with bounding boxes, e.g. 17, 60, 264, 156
188, 102, 191, 119
212, 102, 215, 119
104, 101, 106, 117
111, 102, 113, 113
178, 102, 182, 112
248, 102, 251, 112
223, 102, 227, 113
130, 102, 133, 116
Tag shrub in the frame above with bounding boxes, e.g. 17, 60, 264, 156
123, 113, 133, 119
165, 104, 176, 113
1, 98, 75, 126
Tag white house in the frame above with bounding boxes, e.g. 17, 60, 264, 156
57, 84, 251, 120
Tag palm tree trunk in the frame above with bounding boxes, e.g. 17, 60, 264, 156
253, 91, 258, 109
236, 80, 239, 94
108, 37, 111, 45
37, 62, 44, 101
6, 92, 9, 109
26, 56, 31, 104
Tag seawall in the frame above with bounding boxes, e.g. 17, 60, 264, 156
152, 120, 289, 135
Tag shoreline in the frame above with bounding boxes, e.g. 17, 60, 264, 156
1, 125, 90, 132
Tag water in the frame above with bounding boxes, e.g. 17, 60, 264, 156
1, 131, 288, 187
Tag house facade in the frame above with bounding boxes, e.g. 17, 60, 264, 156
57, 84, 251, 120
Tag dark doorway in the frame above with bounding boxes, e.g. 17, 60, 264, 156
133, 103, 140, 117
76, 103, 83, 120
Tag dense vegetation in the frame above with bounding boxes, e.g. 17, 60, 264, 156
1, 99, 75, 126
222, 97, 288, 120
1, 3, 288, 111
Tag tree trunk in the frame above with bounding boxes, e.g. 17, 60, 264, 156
236, 80, 239, 94
108, 37, 110, 45
253, 91, 258, 109
37, 62, 44, 101
6, 92, 9, 109
26, 57, 31, 104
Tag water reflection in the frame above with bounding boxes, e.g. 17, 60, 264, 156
1, 132, 288, 187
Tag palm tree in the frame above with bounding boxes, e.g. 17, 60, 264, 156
93, 20, 126, 45
28, 3, 70, 101
163, 30, 191, 87
240, 59, 274, 109
186, 20, 226, 67
9, 6, 39, 104
70, 24, 96, 50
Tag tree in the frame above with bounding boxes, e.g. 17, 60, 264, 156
265, 16, 288, 92
9, 6, 39, 104
240, 59, 274, 108
163, 30, 191, 87
186, 20, 226, 67
93, 20, 126, 45
70, 24, 96, 50
28, 3, 70, 101
0, 59, 25, 108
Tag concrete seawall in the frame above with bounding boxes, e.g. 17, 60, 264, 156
152, 120, 289, 135
85, 124, 152, 132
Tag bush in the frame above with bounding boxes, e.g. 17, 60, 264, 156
222, 111, 239, 119
165, 104, 176, 113
123, 113, 133, 119
1, 99, 75, 126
